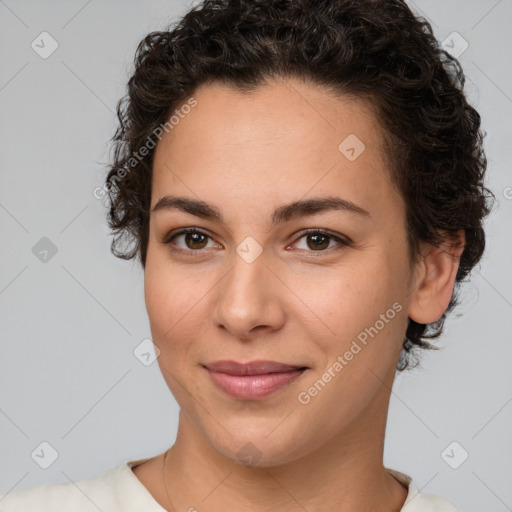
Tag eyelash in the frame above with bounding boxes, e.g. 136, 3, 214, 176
162, 227, 351, 257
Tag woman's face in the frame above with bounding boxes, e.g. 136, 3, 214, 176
144, 77, 418, 465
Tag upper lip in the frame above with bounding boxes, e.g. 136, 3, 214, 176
203, 360, 307, 376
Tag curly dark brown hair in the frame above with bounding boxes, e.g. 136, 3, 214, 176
104, 0, 495, 371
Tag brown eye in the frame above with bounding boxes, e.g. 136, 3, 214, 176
305, 233, 330, 250
293, 229, 350, 253
163, 228, 217, 254
182, 232, 209, 250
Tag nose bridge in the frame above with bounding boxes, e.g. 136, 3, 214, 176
222, 243, 270, 313
212, 240, 284, 336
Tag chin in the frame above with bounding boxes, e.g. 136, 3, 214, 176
201, 422, 312, 468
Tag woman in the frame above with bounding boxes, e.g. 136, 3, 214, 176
0, 0, 493, 510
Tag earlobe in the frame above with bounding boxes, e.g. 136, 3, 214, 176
407, 230, 465, 325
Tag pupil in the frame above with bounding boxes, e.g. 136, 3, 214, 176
187, 233, 206, 249
309, 234, 328, 250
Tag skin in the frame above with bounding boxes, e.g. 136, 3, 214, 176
133, 77, 465, 512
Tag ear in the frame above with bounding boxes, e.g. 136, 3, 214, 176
407, 229, 465, 324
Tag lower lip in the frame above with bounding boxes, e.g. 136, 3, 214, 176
206, 368, 306, 400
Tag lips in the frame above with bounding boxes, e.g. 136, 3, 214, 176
203, 360, 307, 375
203, 360, 308, 400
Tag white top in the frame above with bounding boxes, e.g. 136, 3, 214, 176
0, 457, 458, 511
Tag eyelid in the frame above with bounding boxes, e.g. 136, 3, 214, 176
162, 226, 210, 244
162, 227, 218, 251
291, 228, 352, 247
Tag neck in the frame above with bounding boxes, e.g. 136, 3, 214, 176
160, 375, 408, 512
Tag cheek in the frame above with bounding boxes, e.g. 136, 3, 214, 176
143, 250, 215, 371
144, 258, 207, 398
144, 244, 205, 329
297, 254, 409, 373
144, 257, 178, 360
290, 261, 390, 340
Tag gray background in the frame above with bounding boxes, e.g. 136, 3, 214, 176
0, 1, 511, 510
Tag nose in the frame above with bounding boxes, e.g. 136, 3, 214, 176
211, 247, 286, 340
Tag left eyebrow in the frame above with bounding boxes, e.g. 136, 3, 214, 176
271, 196, 371, 224
151, 195, 371, 225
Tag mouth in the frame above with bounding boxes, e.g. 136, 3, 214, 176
202, 360, 308, 400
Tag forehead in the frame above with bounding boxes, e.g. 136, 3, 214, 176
158, 77, 384, 154
151, 77, 400, 224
